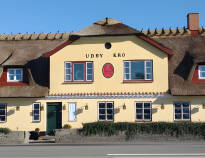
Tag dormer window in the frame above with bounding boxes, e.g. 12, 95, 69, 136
198, 65, 205, 79
7, 68, 23, 82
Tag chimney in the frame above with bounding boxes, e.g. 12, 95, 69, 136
187, 13, 199, 36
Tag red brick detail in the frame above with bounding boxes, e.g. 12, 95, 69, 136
44, 40, 73, 57
192, 65, 205, 83
190, 30, 199, 36
0, 68, 28, 86
138, 35, 173, 55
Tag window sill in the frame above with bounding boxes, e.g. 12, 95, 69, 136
123, 80, 153, 83
135, 120, 152, 122
62, 81, 93, 84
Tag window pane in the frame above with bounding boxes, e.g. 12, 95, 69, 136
146, 74, 152, 80
175, 114, 181, 119
66, 63, 71, 68
34, 115, 39, 121
200, 72, 205, 77
144, 109, 151, 114
136, 114, 142, 119
107, 109, 113, 114
0, 104, 5, 109
183, 102, 189, 107
174, 103, 181, 108
99, 109, 105, 114
87, 69, 92, 74
183, 108, 189, 113
0, 110, 5, 115
146, 68, 152, 73
136, 103, 143, 108
107, 103, 113, 109
65, 75, 71, 81
124, 68, 129, 73
34, 110, 39, 115
131, 61, 145, 80
16, 75, 22, 81
175, 108, 181, 113
87, 75, 92, 81
136, 109, 142, 114
199, 66, 205, 71
125, 74, 130, 80
0, 116, 5, 121
99, 115, 105, 120
34, 103, 39, 109
124, 62, 129, 67
183, 114, 190, 119
99, 103, 105, 108
107, 115, 113, 120
146, 61, 152, 67
8, 70, 14, 74
144, 103, 151, 108
66, 69, 71, 74
16, 69, 22, 75
144, 114, 151, 120
87, 62, 93, 69
74, 64, 84, 81
9, 75, 14, 80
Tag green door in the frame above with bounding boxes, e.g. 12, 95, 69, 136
46, 102, 62, 135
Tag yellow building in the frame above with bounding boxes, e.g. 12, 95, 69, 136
0, 13, 205, 134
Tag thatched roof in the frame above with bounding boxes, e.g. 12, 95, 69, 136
75, 18, 142, 36
155, 36, 205, 96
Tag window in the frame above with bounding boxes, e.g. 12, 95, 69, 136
7, 68, 23, 82
124, 60, 153, 81
68, 102, 77, 121
136, 102, 152, 121
98, 102, 114, 121
32, 103, 40, 122
198, 65, 205, 79
65, 62, 93, 82
0, 103, 7, 122
174, 102, 190, 120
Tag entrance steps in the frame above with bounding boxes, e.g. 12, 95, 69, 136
29, 135, 55, 144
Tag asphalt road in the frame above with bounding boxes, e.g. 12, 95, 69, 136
0, 142, 205, 158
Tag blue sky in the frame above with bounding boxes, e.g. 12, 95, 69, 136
0, 0, 204, 34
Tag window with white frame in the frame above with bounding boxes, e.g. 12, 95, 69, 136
98, 102, 114, 121
136, 102, 152, 121
68, 102, 77, 121
32, 103, 40, 122
174, 102, 190, 120
198, 65, 205, 79
0, 103, 7, 122
124, 60, 153, 81
65, 62, 93, 82
7, 68, 23, 82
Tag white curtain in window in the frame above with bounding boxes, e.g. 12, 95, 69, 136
68, 103, 76, 121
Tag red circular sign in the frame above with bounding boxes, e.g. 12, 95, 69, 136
102, 63, 114, 78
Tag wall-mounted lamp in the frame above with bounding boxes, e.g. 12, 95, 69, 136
63, 104, 66, 110
16, 106, 20, 111
202, 103, 205, 109
85, 104, 88, 110
122, 103, 126, 110
40, 105, 44, 111
161, 103, 164, 110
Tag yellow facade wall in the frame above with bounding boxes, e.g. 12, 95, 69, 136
1, 96, 205, 131
50, 36, 169, 94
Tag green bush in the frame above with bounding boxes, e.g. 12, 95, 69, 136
78, 122, 205, 139
63, 124, 72, 129
0, 128, 11, 135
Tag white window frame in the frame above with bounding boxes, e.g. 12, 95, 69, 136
135, 102, 152, 121
123, 60, 153, 81
198, 65, 205, 79
68, 102, 77, 122
32, 103, 41, 122
174, 102, 190, 121
0, 103, 7, 123
98, 102, 114, 121
64, 62, 93, 82
7, 68, 23, 82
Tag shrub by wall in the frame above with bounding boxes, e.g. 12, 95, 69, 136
78, 122, 205, 139
0, 128, 11, 135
